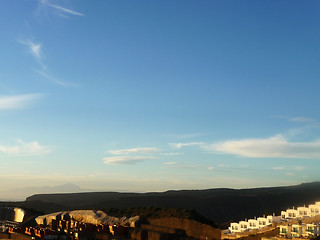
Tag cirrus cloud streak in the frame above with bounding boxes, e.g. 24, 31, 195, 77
47, 3, 85, 17
0, 94, 43, 110
170, 142, 204, 149
103, 156, 155, 165
0, 139, 51, 156
108, 147, 159, 155
209, 134, 320, 159
39, 0, 85, 17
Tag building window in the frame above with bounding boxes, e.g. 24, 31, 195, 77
307, 227, 314, 233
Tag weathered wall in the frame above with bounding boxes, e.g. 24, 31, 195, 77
130, 228, 148, 240
148, 217, 221, 240
10, 232, 33, 240
0, 232, 10, 239
238, 228, 279, 240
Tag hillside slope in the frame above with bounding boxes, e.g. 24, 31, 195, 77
25, 182, 320, 227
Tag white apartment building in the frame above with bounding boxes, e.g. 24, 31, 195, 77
228, 201, 320, 234
229, 222, 241, 233
305, 223, 320, 237
280, 225, 292, 237
239, 221, 249, 231
309, 203, 320, 217
279, 222, 320, 238
297, 206, 309, 218
257, 217, 268, 228
281, 208, 298, 219
248, 219, 259, 230
291, 224, 304, 238
267, 215, 281, 225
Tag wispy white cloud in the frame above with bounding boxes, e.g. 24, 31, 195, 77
170, 142, 204, 149
0, 139, 51, 156
209, 134, 320, 159
39, 0, 85, 17
105, 147, 160, 165
34, 70, 72, 87
19, 38, 74, 87
268, 116, 320, 140
0, 94, 43, 110
103, 156, 155, 165
108, 147, 159, 155
47, 3, 85, 17
163, 162, 178, 165
286, 172, 295, 176
270, 115, 316, 123
273, 166, 284, 170
161, 152, 182, 156
294, 166, 305, 171
273, 166, 305, 171
161, 162, 196, 169
161, 161, 213, 171
19, 39, 43, 63
289, 117, 315, 123
166, 133, 208, 140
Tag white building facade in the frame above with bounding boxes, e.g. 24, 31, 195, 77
228, 201, 320, 234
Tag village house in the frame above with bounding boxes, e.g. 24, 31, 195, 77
267, 215, 281, 225
281, 208, 298, 219
280, 224, 292, 237
297, 206, 309, 218
239, 221, 249, 231
279, 222, 320, 238
248, 218, 259, 230
305, 223, 320, 237
227, 201, 320, 235
308, 203, 320, 217
257, 217, 268, 228
291, 223, 303, 238
229, 223, 241, 233
228, 214, 280, 233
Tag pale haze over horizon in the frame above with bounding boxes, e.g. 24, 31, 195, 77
1, 1, 320, 201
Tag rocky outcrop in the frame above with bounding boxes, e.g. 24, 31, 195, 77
0, 207, 25, 222
35, 210, 139, 227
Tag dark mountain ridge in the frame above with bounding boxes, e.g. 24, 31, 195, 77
17, 182, 320, 228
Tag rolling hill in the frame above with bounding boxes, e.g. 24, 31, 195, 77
20, 182, 320, 228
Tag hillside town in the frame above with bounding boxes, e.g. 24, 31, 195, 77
224, 201, 320, 240
1, 201, 320, 240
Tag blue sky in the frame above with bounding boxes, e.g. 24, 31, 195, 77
1, 0, 320, 200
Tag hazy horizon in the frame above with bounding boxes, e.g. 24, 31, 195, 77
1, 181, 318, 202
